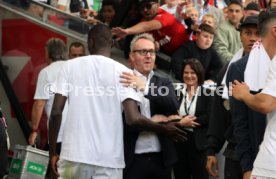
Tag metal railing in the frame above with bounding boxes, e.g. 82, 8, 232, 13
0, 0, 89, 43
0, 59, 30, 141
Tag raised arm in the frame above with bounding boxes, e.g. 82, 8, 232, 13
111, 20, 162, 41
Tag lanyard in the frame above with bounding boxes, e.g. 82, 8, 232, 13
184, 91, 196, 115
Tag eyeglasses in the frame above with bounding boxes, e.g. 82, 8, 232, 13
139, 2, 157, 11
132, 49, 156, 56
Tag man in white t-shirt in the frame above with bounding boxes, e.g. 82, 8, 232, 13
232, 8, 276, 179
29, 38, 68, 155
49, 23, 185, 179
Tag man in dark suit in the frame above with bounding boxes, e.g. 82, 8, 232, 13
227, 15, 269, 179
206, 16, 260, 179
120, 33, 182, 179
226, 55, 266, 179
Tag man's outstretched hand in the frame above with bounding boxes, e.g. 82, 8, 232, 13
163, 122, 187, 142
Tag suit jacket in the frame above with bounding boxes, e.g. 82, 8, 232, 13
226, 55, 266, 173
177, 86, 212, 150
206, 63, 238, 160
123, 74, 179, 171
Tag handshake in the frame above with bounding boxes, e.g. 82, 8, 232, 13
152, 114, 200, 128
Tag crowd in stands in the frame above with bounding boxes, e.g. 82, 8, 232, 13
2, 0, 276, 179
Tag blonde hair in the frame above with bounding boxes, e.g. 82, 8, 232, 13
202, 14, 217, 29
185, 7, 198, 15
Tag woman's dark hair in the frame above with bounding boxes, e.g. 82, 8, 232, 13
182, 58, 205, 85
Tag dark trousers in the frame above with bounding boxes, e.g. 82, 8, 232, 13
173, 131, 209, 179
224, 157, 242, 179
123, 152, 171, 179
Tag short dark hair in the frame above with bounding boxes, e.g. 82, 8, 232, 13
244, 2, 260, 11
45, 38, 67, 61
228, 0, 243, 8
87, 24, 112, 54
69, 42, 85, 50
198, 23, 215, 35
259, 8, 276, 36
182, 58, 205, 85
102, 0, 119, 9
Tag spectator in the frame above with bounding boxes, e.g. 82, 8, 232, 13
195, 0, 224, 25
212, 0, 243, 64
27, 0, 46, 17
87, 0, 119, 26
57, 0, 96, 34
205, 15, 260, 179
223, 7, 228, 20
171, 24, 223, 82
185, 7, 199, 23
225, 16, 263, 179
49, 23, 185, 179
68, 41, 86, 59
178, 6, 200, 40
201, 14, 217, 29
111, 0, 189, 55
232, 59, 276, 179
231, 9, 276, 179
173, 59, 212, 179
100, 0, 118, 25
243, 2, 260, 19
57, 0, 87, 13
120, 1, 142, 59
160, 0, 179, 16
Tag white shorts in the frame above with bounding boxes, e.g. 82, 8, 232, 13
58, 159, 123, 179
